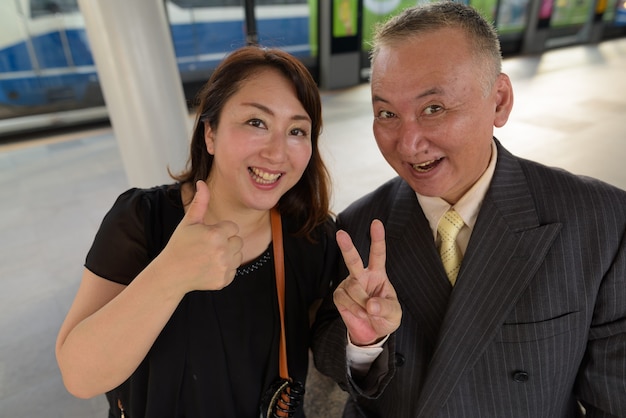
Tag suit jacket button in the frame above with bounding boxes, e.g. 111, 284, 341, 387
395, 353, 405, 367
512, 371, 529, 382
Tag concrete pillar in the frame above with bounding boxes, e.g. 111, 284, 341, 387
78, 0, 190, 187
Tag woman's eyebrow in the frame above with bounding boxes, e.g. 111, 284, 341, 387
242, 102, 310, 122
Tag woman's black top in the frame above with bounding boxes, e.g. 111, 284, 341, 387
84, 184, 338, 418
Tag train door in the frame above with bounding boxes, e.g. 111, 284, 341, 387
20, 0, 98, 109
1, 0, 100, 117
0, 0, 37, 119
164, 0, 315, 95
165, 0, 245, 89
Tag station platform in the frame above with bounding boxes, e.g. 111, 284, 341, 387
1, 37, 625, 417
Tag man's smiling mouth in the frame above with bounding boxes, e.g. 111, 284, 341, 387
411, 157, 443, 173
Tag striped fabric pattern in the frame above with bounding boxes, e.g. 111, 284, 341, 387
313, 139, 626, 418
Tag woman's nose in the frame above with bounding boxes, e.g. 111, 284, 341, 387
261, 135, 287, 162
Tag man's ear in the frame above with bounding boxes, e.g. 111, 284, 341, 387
204, 121, 215, 155
493, 73, 514, 128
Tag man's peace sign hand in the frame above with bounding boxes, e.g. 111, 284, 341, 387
333, 219, 401, 346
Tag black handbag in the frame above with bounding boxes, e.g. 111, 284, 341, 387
259, 208, 305, 418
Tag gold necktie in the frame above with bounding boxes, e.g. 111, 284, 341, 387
437, 209, 464, 285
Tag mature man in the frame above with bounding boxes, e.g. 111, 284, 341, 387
313, 2, 626, 417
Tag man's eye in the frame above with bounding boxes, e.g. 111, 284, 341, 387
376, 110, 395, 119
423, 105, 443, 115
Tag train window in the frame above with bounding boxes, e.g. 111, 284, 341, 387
169, 0, 306, 7
30, 0, 79, 17
169, 0, 241, 7
256, 0, 308, 4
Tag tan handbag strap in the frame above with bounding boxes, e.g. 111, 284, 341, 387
270, 207, 289, 380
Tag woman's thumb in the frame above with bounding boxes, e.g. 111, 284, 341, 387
184, 180, 210, 225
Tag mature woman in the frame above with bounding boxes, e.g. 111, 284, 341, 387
56, 46, 338, 418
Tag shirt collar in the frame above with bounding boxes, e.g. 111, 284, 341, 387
417, 140, 498, 240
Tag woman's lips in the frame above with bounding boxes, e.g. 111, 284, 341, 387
249, 167, 283, 184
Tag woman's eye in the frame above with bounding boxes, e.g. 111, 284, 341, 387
376, 110, 395, 119
423, 105, 443, 115
290, 128, 308, 137
248, 118, 266, 129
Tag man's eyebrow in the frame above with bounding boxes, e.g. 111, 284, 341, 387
416, 87, 443, 98
373, 87, 443, 104
372, 94, 389, 104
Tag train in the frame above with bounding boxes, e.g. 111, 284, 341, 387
1, 0, 625, 137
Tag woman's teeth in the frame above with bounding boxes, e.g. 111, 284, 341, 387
250, 167, 282, 184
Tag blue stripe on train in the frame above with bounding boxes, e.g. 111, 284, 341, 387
170, 17, 309, 56
0, 16, 310, 107
0, 43, 34, 73
0, 29, 94, 73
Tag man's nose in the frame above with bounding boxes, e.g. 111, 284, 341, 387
397, 121, 427, 156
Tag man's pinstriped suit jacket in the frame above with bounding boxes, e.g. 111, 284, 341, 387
312, 140, 626, 417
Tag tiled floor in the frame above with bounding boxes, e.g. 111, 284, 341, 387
1, 37, 625, 417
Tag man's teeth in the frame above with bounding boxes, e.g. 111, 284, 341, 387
412, 158, 441, 172
250, 167, 282, 184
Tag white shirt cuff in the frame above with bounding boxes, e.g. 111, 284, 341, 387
346, 333, 389, 376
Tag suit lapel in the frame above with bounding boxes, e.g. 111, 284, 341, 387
415, 143, 562, 417
384, 181, 452, 346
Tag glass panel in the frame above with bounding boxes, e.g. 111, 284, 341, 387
551, 0, 593, 27
30, 0, 79, 18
